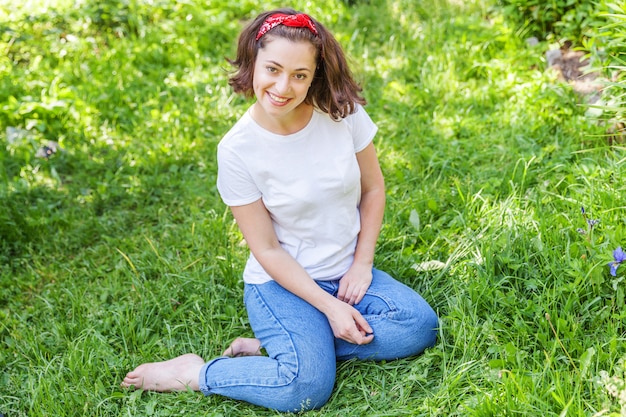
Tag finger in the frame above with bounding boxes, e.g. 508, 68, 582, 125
350, 331, 374, 345
356, 324, 373, 338
346, 285, 366, 306
343, 293, 355, 305
353, 287, 367, 305
360, 333, 374, 344
339, 294, 351, 304
337, 283, 347, 302
338, 287, 354, 304
346, 284, 363, 305
346, 327, 373, 345
351, 287, 366, 305
337, 284, 346, 301
354, 292, 365, 304
354, 314, 373, 335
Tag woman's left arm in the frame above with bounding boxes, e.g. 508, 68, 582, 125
337, 141, 386, 305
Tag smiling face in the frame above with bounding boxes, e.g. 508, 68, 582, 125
251, 37, 318, 134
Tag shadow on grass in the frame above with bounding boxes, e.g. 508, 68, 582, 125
0, 0, 249, 268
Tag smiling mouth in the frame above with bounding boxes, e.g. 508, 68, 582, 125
268, 92, 289, 104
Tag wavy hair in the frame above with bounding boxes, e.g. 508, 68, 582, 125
227, 8, 366, 120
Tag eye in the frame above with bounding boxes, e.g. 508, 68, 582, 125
266, 66, 278, 73
294, 73, 307, 80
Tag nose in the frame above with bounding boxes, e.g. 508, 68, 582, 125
275, 74, 291, 94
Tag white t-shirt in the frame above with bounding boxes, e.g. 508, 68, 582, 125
216, 105, 378, 284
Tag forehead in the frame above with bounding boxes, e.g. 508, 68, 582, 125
256, 37, 317, 68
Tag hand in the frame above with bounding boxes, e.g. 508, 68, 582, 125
325, 298, 374, 345
337, 262, 373, 305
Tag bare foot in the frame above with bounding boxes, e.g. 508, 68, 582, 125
121, 353, 205, 392
222, 337, 262, 357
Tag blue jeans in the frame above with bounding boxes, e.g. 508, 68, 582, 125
198, 268, 438, 412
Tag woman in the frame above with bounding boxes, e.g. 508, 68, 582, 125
122, 9, 438, 412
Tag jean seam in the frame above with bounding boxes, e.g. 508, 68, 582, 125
358, 289, 400, 323
247, 283, 299, 386
205, 285, 299, 390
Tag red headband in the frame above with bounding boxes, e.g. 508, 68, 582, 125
256, 13, 319, 41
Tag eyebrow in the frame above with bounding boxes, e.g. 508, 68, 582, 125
265, 60, 313, 73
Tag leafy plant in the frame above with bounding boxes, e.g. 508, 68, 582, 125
497, 0, 598, 42
585, 1, 626, 139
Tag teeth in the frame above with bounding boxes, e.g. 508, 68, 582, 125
269, 93, 288, 103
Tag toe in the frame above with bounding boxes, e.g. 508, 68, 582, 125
121, 376, 140, 389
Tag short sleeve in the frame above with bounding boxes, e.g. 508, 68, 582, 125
216, 144, 262, 207
345, 105, 378, 153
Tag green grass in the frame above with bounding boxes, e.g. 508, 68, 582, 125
1, 0, 625, 415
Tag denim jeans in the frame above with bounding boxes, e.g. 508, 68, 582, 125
198, 268, 438, 412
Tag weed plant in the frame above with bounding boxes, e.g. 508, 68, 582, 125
1, 0, 625, 416
497, 0, 598, 42
584, 1, 626, 142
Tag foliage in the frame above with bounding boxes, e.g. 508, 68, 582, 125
584, 1, 626, 134
1, 0, 625, 416
496, 0, 598, 41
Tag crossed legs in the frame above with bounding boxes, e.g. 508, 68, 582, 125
121, 268, 438, 409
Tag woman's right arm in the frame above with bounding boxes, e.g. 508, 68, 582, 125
230, 199, 374, 345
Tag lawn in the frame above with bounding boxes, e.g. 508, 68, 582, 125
1, 0, 625, 415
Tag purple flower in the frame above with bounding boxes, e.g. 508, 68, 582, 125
609, 247, 626, 276
581, 207, 599, 230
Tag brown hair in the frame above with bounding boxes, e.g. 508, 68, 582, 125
227, 8, 366, 120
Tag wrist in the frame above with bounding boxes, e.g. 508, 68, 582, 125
316, 292, 341, 316
352, 256, 374, 269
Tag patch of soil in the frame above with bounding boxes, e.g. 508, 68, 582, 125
547, 44, 625, 144
547, 45, 602, 101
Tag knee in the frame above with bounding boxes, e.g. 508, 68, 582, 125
273, 372, 335, 413
421, 306, 439, 348
400, 297, 439, 354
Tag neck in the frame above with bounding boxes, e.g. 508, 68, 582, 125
250, 103, 314, 135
